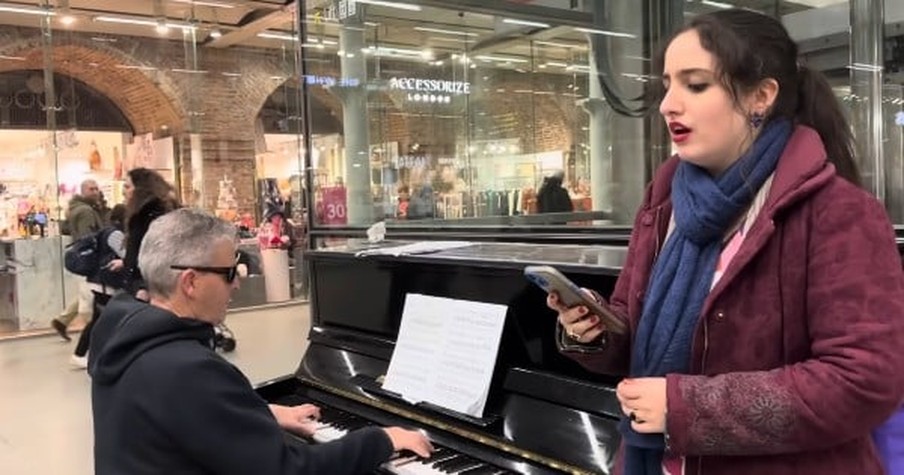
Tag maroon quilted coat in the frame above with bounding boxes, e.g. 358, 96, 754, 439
565, 126, 904, 474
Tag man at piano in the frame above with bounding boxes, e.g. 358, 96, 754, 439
87, 208, 433, 475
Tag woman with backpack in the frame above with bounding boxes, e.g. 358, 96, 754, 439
71, 205, 128, 369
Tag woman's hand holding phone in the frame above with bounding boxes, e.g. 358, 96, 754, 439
547, 290, 606, 343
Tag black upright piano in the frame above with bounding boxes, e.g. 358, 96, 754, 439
256, 241, 628, 474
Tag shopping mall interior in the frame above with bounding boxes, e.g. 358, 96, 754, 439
1, 1, 904, 472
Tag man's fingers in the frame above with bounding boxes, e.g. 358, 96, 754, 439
414, 437, 434, 458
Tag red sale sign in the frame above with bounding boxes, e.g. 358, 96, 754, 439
319, 186, 348, 225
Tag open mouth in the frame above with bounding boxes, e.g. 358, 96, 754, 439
668, 122, 692, 143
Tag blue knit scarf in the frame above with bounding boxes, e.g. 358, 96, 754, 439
620, 119, 792, 475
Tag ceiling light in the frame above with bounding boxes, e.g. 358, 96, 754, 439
475, 55, 529, 64
57, 0, 75, 25
427, 36, 476, 44
0, 5, 55, 16
365, 46, 424, 57
0, 55, 26, 61
574, 27, 636, 39
210, 28, 222, 38
414, 26, 477, 37
307, 37, 338, 45
544, 61, 569, 68
534, 40, 581, 49
701, 0, 733, 8
502, 18, 550, 28
156, 19, 170, 35
356, 0, 421, 11
95, 16, 195, 31
257, 32, 297, 41
170, 0, 236, 8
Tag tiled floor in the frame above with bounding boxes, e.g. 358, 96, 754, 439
0, 302, 310, 475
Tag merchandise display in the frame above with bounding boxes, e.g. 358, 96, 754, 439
215, 176, 239, 222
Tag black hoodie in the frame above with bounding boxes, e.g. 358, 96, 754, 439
89, 294, 394, 475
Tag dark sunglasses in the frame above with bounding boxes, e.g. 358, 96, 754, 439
171, 254, 240, 284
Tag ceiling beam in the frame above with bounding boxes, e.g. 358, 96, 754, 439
206, 1, 296, 48
409, 0, 592, 28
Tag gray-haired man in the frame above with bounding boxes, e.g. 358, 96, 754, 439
88, 208, 431, 474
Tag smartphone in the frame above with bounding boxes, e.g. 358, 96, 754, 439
524, 265, 627, 334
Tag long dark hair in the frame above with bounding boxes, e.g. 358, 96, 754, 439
656, 9, 860, 185
109, 204, 127, 230
126, 168, 177, 217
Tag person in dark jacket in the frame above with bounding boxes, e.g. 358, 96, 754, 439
547, 9, 904, 475
52, 179, 104, 341
536, 171, 573, 214
89, 208, 432, 475
70, 204, 128, 369
122, 168, 180, 297
66, 179, 104, 239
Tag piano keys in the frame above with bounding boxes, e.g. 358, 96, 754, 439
256, 241, 628, 474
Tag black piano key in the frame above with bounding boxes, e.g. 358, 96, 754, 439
422, 451, 452, 464
428, 451, 460, 467
434, 454, 469, 471
458, 466, 498, 475
422, 447, 452, 462
445, 457, 484, 473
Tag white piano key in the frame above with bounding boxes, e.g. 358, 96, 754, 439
383, 458, 449, 475
310, 422, 347, 443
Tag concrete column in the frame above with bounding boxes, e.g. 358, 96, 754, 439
883, 84, 903, 221
585, 0, 647, 224
338, 12, 373, 225
40, 0, 60, 220
586, 60, 613, 219
850, 0, 884, 199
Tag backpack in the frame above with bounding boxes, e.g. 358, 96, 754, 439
64, 228, 125, 289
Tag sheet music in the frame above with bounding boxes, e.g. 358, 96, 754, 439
383, 293, 508, 418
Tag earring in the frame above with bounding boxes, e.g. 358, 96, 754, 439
749, 112, 765, 129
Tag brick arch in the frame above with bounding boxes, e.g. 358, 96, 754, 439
0, 38, 185, 135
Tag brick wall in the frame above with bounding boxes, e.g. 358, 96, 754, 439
1, 26, 584, 217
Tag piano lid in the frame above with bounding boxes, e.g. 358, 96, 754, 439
308, 240, 627, 276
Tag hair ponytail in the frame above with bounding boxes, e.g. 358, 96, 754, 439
795, 66, 861, 185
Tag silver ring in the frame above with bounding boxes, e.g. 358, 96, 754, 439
568, 330, 580, 340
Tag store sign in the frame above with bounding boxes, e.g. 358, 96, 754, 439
324, 0, 357, 21
320, 186, 348, 225
437, 157, 463, 167
389, 77, 471, 104
304, 75, 360, 88
394, 154, 429, 169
